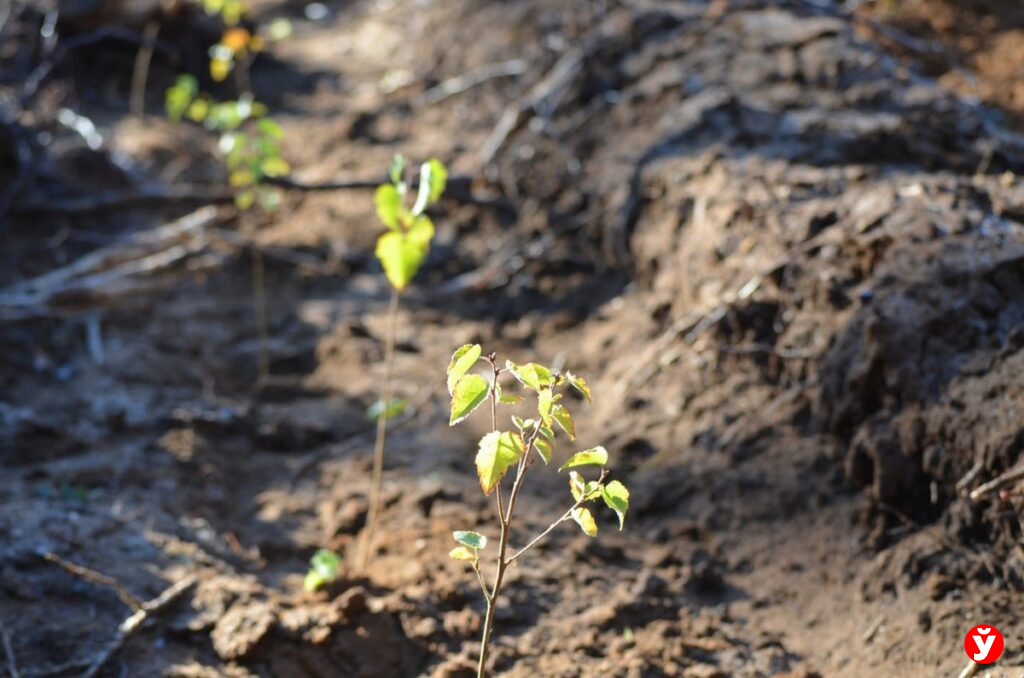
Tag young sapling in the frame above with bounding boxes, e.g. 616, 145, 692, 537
446, 346, 631, 677
360, 156, 448, 568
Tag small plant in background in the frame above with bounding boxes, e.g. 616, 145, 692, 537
164, 0, 292, 210
446, 346, 631, 677
303, 548, 341, 592
360, 156, 448, 568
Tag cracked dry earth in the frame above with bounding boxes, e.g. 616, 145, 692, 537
5, 0, 1024, 676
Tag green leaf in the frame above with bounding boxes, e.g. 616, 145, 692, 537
505, 361, 555, 391
449, 546, 477, 561
453, 530, 487, 550
447, 344, 482, 394
538, 389, 555, 425
565, 372, 592, 403
303, 548, 341, 592
258, 118, 284, 139
366, 397, 408, 422
538, 424, 555, 442
568, 470, 601, 502
475, 431, 524, 494
571, 507, 598, 537
534, 437, 551, 465
375, 230, 428, 291
407, 215, 434, 246
601, 480, 630, 530
374, 184, 402, 230
450, 374, 489, 425
559, 446, 608, 472
551, 404, 575, 440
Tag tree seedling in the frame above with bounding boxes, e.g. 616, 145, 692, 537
360, 156, 448, 568
446, 346, 631, 677
165, 0, 292, 210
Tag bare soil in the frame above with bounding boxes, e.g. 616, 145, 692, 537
4, 1, 1024, 676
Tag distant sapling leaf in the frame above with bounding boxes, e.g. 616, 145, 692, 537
303, 548, 341, 592
447, 350, 633, 677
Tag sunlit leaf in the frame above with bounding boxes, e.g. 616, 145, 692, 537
475, 431, 524, 494
447, 344, 482, 394
601, 480, 629, 530
407, 215, 434, 247
266, 17, 293, 41
505, 361, 555, 391
537, 389, 554, 425
303, 548, 341, 592
258, 118, 284, 139
235, 189, 256, 210
559, 446, 608, 472
261, 156, 290, 177
374, 184, 402, 230
450, 374, 488, 426
571, 507, 598, 537
229, 169, 255, 187
453, 530, 487, 550
366, 397, 407, 422
449, 546, 476, 561
534, 437, 551, 465
565, 372, 592, 403
375, 229, 429, 291
551, 404, 575, 440
210, 56, 232, 82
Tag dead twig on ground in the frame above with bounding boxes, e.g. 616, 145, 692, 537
12, 185, 236, 214
42, 552, 144, 611
0, 621, 19, 678
420, 59, 527, 105
969, 465, 1024, 502
130, 20, 162, 117
79, 576, 195, 678
0, 207, 223, 320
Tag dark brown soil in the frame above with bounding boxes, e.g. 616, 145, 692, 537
4, 0, 1024, 676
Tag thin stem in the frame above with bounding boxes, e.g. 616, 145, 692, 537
129, 20, 159, 117
361, 288, 400, 569
506, 470, 607, 566
472, 562, 491, 603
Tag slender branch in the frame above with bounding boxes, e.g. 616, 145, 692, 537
43, 552, 143, 611
361, 288, 401, 568
471, 562, 491, 603
969, 464, 1024, 501
507, 470, 608, 565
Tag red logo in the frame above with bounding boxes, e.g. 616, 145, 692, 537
964, 625, 1004, 664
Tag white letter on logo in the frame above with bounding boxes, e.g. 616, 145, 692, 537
973, 634, 996, 661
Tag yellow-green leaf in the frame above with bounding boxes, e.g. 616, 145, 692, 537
374, 183, 403, 230
366, 397, 407, 422
407, 214, 434, 246
565, 371, 592, 403
447, 344, 482, 394
571, 507, 598, 537
449, 546, 476, 561
495, 381, 523, 405
551, 404, 575, 440
475, 431, 524, 494
375, 230, 428, 291
538, 388, 555, 425
601, 480, 629, 530
450, 374, 488, 426
535, 437, 551, 465
261, 156, 290, 177
453, 530, 487, 549
506, 361, 555, 391
559, 446, 608, 472
412, 158, 448, 215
